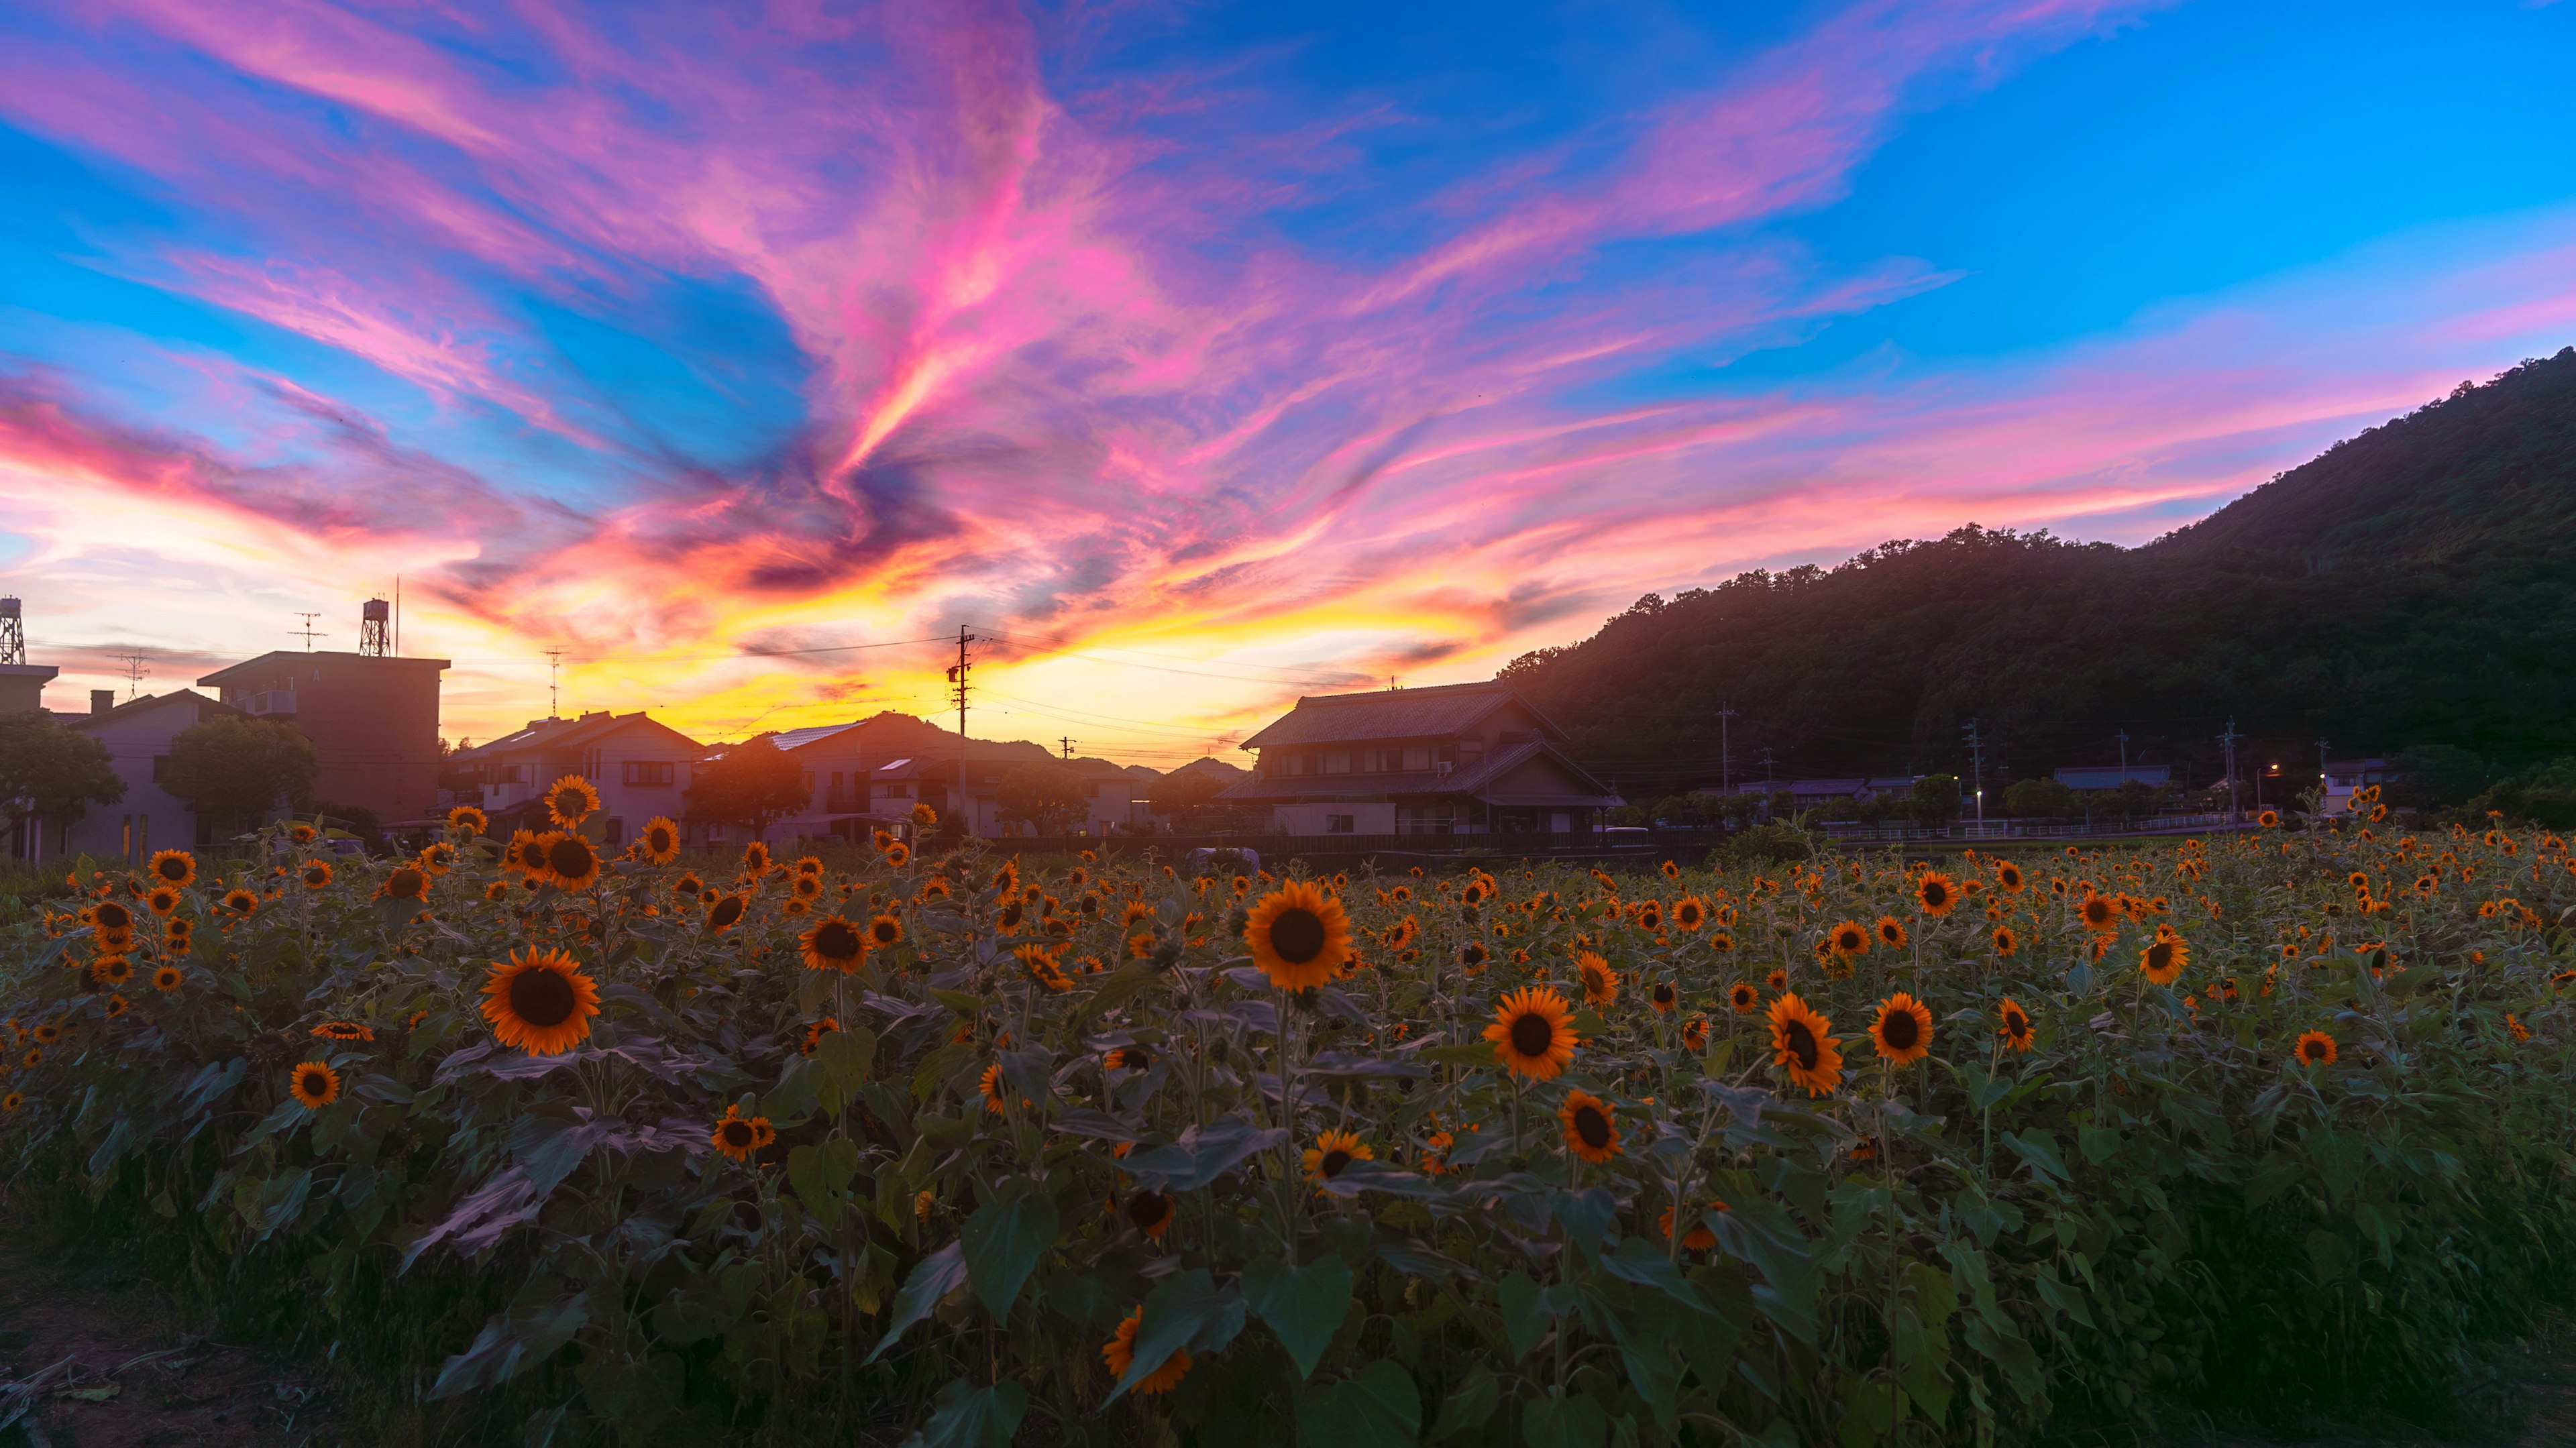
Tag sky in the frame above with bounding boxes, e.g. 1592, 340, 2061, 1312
3, 0, 2573, 765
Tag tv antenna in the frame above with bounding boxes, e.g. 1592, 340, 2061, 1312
113, 651, 150, 700
545, 648, 565, 718
292, 612, 325, 651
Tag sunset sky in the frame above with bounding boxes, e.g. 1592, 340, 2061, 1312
3, 0, 2573, 763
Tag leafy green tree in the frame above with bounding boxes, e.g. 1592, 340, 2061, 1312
1907, 774, 1962, 827
0, 710, 126, 844
1147, 770, 1230, 829
684, 737, 812, 842
996, 761, 1090, 834
2386, 745, 2489, 810
2002, 777, 2078, 818
162, 715, 318, 835
2467, 757, 2576, 829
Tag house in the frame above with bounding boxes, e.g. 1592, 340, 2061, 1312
53, 690, 243, 862
2053, 765, 2172, 791
1216, 681, 1621, 836
2322, 757, 2391, 815
443, 711, 702, 847
198, 646, 449, 825
867, 742, 1142, 838
1709, 777, 1917, 809
763, 713, 969, 842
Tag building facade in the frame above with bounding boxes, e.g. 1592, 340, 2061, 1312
867, 743, 1141, 838
443, 712, 703, 847
198, 650, 449, 825
54, 690, 243, 862
1218, 681, 1621, 836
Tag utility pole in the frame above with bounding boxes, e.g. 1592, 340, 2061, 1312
545, 648, 565, 719
1758, 746, 1776, 787
2218, 717, 2241, 822
1716, 702, 1739, 793
1059, 736, 1076, 760
1962, 717, 1986, 828
945, 626, 979, 832
293, 612, 324, 651
2114, 728, 2130, 775
2316, 738, 2332, 810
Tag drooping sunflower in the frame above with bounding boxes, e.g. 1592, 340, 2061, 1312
800, 915, 868, 973
544, 775, 601, 829
636, 817, 682, 865
145, 885, 181, 917
1303, 1129, 1373, 1185
1485, 987, 1578, 1079
1915, 873, 1960, 917
146, 849, 197, 888
979, 1063, 1011, 1114
221, 888, 259, 917
479, 948, 601, 1056
545, 834, 602, 891
2139, 936, 2189, 987
311, 1020, 374, 1042
1106, 1044, 1153, 1072
1660, 1203, 1722, 1252
1559, 1090, 1622, 1164
105, 993, 131, 1017
1992, 924, 2019, 956
151, 964, 184, 992
1649, 980, 1678, 1014
1870, 991, 1935, 1066
741, 841, 772, 874
2295, 1030, 2338, 1067
2078, 893, 2118, 934
1243, 880, 1352, 991
376, 866, 430, 904
1682, 1016, 1709, 1052
1875, 915, 1909, 950
288, 1061, 341, 1110
1127, 1189, 1175, 1241
801, 1017, 841, 1056
447, 804, 489, 836
1104, 1306, 1191, 1395
705, 893, 749, 933
1997, 999, 2035, 1053
1767, 992, 1843, 1097
1827, 920, 1870, 958
710, 1103, 777, 1162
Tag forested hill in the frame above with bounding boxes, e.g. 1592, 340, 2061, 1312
1497, 346, 2576, 803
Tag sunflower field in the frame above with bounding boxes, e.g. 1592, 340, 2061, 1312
3, 785, 2574, 1447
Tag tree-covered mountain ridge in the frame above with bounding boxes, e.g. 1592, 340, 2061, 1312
1497, 345, 2576, 803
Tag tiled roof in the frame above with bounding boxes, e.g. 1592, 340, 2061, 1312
64, 689, 238, 731
450, 711, 700, 761
1214, 738, 1617, 807
1236, 681, 1563, 749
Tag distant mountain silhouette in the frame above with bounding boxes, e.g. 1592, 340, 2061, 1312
1497, 347, 2576, 803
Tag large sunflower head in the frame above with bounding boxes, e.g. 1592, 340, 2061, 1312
147, 850, 197, 889
1995, 860, 2025, 892
637, 817, 682, 865
1484, 987, 1578, 1079
2078, 893, 2117, 933
1303, 1129, 1373, 1185
705, 893, 748, 932
288, 1060, 340, 1110
1915, 873, 1960, 917
868, 913, 904, 949
800, 915, 868, 974
1766, 992, 1843, 1097
1243, 880, 1352, 991
1672, 896, 1706, 931
1997, 999, 2035, 1052
478, 948, 601, 1056
1870, 992, 1935, 1066
89, 899, 135, 934
741, 841, 772, 874
2139, 936, 2189, 986
447, 804, 489, 836
544, 775, 601, 829
2295, 1029, 2338, 1068
1559, 1090, 1622, 1164
1874, 915, 1909, 950
376, 866, 430, 904
1828, 920, 1870, 958
545, 834, 602, 891
1576, 952, 1618, 1005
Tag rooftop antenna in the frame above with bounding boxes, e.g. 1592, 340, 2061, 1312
113, 651, 149, 701
359, 597, 392, 657
545, 647, 565, 719
292, 612, 325, 651
0, 596, 22, 666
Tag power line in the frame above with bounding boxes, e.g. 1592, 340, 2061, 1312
969, 624, 1348, 687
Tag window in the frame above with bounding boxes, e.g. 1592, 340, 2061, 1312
1288, 753, 1313, 776
1403, 746, 1432, 771
1395, 805, 1456, 836
1325, 750, 1350, 775
622, 760, 675, 787
1326, 814, 1356, 834
499, 764, 531, 785
877, 781, 914, 799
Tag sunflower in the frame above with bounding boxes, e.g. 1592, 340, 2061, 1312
447, 804, 489, 836
2139, 936, 2189, 986
91, 954, 135, 987
1243, 881, 1353, 991
311, 1020, 374, 1042
484, 881, 511, 902
299, 860, 333, 891
1104, 1306, 1191, 1395
500, 831, 549, 880
1126, 1189, 1175, 1241
146, 885, 181, 917
791, 874, 823, 902
288, 1061, 340, 1110
705, 893, 747, 933
164, 916, 193, 946
1106, 1044, 1153, 1071
287, 823, 318, 846
867, 913, 904, 949
801, 1017, 841, 1056
544, 775, 601, 828
145, 848, 196, 888
800, 915, 868, 973
151, 964, 184, 992
741, 841, 771, 874
1660, 1203, 1721, 1252
221, 888, 258, 917
1574, 952, 1617, 1005
1485, 987, 1578, 1079
979, 1063, 1010, 1114
1725, 981, 1761, 1015
417, 842, 458, 875
2257, 810, 2280, 828
2295, 1029, 2338, 1067
1303, 1129, 1373, 1185
1997, 999, 2035, 1052
1870, 991, 1935, 1066
1649, 980, 1677, 1014
1995, 860, 2026, 892
545, 834, 602, 891
1682, 1016, 1709, 1052
1672, 896, 1707, 932
884, 842, 911, 868
710, 1103, 776, 1162
1915, 873, 1960, 917
1, 1093, 18, 1113
376, 866, 430, 904
1875, 915, 1909, 950
2077, 893, 2118, 934
1634, 900, 1663, 932
1559, 1091, 1622, 1163
635, 816, 682, 865
479, 948, 601, 1056
105, 993, 133, 1017
1767, 993, 1843, 1097
32, 1023, 59, 1045
90, 899, 134, 934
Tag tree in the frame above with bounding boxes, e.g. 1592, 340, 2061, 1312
1147, 771, 1230, 829
2001, 778, 2078, 818
0, 711, 125, 844
684, 737, 812, 842
996, 761, 1090, 835
162, 715, 318, 835
1906, 774, 1962, 828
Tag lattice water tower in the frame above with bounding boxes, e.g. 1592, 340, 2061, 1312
0, 596, 21, 666
360, 597, 392, 657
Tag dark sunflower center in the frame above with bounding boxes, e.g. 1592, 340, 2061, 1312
1838, 930, 1862, 950
1509, 1013, 1554, 1058
1925, 884, 1949, 907
1128, 1192, 1170, 1230
508, 966, 578, 1028
1654, 984, 1674, 1004
549, 838, 595, 878
648, 828, 673, 851
722, 1120, 755, 1147
710, 897, 743, 928
301, 1070, 326, 1093
388, 870, 424, 899
1882, 1011, 1920, 1050
1122, 1046, 1152, 1068
1320, 1150, 1352, 1177
519, 844, 548, 870
1573, 1107, 1611, 1150
158, 859, 186, 881
814, 922, 862, 959
1265, 907, 1327, 964
1784, 1020, 1819, 1069
2304, 1040, 2326, 1060
98, 904, 130, 929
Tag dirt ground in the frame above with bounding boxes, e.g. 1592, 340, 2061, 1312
0, 1233, 339, 1448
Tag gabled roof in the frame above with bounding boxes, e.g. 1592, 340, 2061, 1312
1236, 681, 1565, 750
64, 689, 239, 732
1214, 737, 1619, 807
450, 710, 701, 761
199, 649, 449, 685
